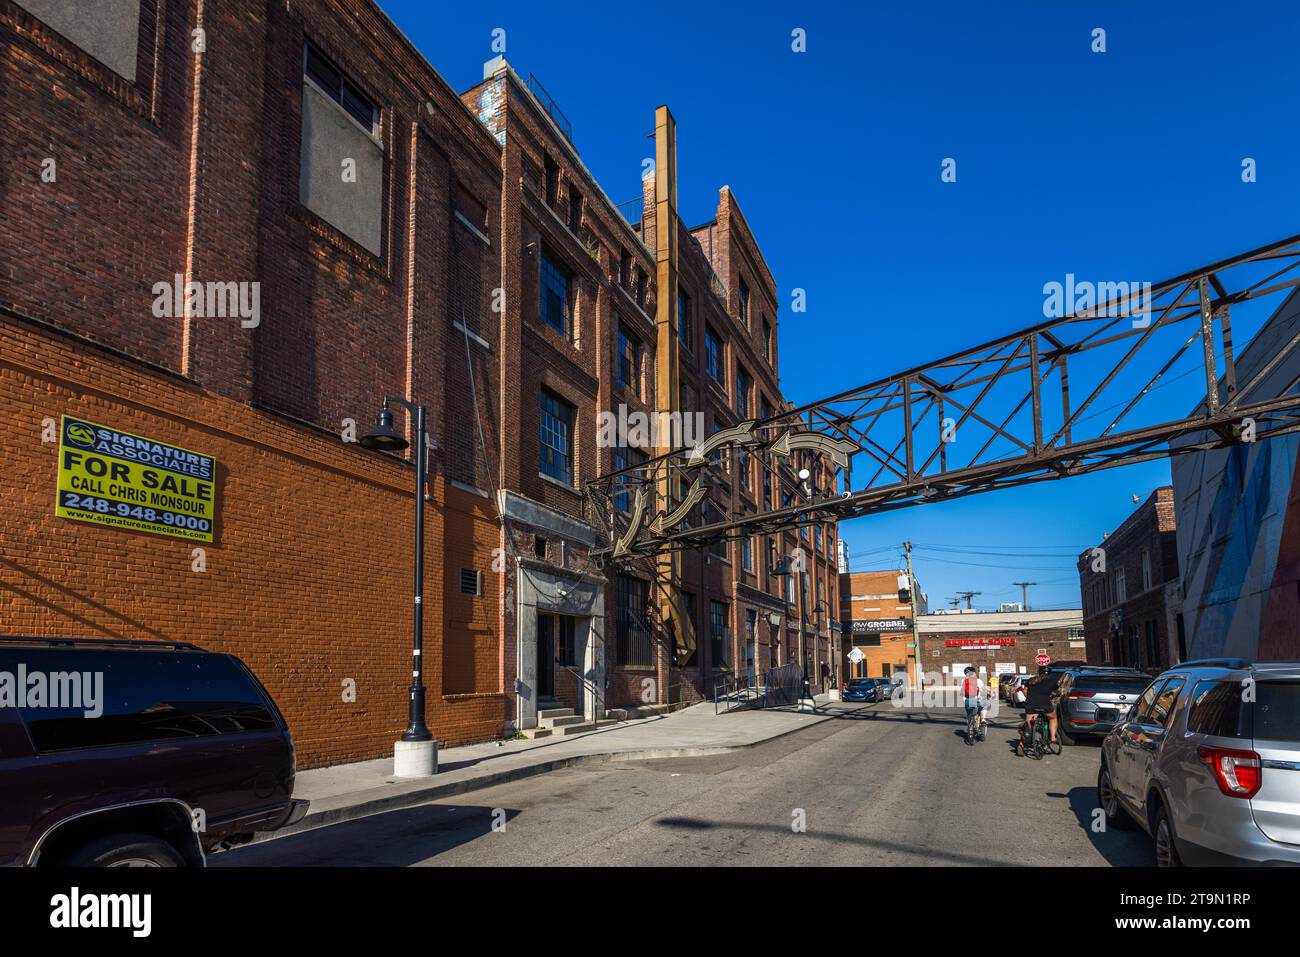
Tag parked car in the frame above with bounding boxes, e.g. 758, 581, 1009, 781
0, 636, 308, 867
1055, 667, 1151, 744
1008, 674, 1034, 706
843, 677, 882, 702
998, 673, 1021, 700
1098, 658, 1300, 866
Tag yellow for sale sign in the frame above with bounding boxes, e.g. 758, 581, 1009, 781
56, 416, 218, 542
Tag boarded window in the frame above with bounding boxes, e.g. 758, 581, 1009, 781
17, 0, 141, 80
299, 43, 383, 255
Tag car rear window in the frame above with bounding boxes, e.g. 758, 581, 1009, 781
1072, 675, 1151, 693
1256, 681, 1300, 744
0, 648, 276, 752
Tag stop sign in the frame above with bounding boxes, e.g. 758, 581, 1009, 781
1036, 653, 1050, 666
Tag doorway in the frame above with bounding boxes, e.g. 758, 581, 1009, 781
537, 613, 577, 701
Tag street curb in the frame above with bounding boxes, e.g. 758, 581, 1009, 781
258, 702, 870, 843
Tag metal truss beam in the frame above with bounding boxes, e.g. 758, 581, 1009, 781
587, 231, 1300, 561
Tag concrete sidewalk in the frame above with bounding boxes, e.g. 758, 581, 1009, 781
269, 695, 865, 840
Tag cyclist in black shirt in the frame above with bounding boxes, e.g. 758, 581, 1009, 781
1017, 666, 1062, 755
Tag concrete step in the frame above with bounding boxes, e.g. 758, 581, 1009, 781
537, 707, 574, 721
551, 719, 620, 736
540, 713, 586, 729
605, 703, 671, 721
519, 727, 552, 739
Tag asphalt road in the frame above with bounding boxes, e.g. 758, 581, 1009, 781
217, 703, 1155, 866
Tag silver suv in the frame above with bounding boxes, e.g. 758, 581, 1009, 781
1097, 659, 1300, 866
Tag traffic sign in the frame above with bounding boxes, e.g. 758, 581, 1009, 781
1035, 653, 1050, 666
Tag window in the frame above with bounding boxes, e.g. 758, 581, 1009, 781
814, 525, 822, 551
1141, 548, 1152, 591
616, 575, 653, 666
300, 42, 383, 255
736, 367, 752, 418
616, 327, 640, 391
1256, 681, 1300, 743
1144, 678, 1186, 729
557, 616, 577, 667
16, 0, 143, 80
1144, 620, 1160, 667
705, 328, 724, 384
710, 600, 729, 667
619, 250, 631, 288
611, 445, 646, 513
1186, 680, 1245, 738
742, 536, 753, 572
568, 189, 583, 232
677, 290, 691, 350
540, 252, 571, 335
1116, 567, 1127, 603
458, 568, 483, 596
763, 317, 773, 363
539, 389, 575, 484
635, 269, 647, 307
9, 649, 276, 752
738, 278, 750, 327
738, 446, 752, 493
305, 43, 377, 132
544, 155, 559, 207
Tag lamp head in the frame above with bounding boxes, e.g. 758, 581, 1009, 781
359, 406, 408, 452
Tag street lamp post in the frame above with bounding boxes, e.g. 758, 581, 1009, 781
358, 397, 437, 777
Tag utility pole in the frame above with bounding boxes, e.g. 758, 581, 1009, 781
906, 542, 922, 692
956, 590, 981, 610
1013, 581, 1037, 611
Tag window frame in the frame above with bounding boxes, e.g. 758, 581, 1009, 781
304, 42, 378, 137
539, 387, 576, 485
540, 251, 572, 336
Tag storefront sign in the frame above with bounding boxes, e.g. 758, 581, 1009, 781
853, 618, 909, 633
944, 638, 1017, 649
56, 416, 217, 542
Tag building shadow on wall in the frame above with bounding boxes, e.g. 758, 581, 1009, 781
0, 555, 176, 642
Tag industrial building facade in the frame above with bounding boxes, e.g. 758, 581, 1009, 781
916, 610, 1086, 681
0, 0, 837, 766
838, 569, 921, 684
1077, 487, 1183, 673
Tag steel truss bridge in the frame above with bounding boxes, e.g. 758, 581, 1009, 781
587, 232, 1300, 564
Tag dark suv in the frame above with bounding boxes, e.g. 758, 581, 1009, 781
0, 636, 307, 866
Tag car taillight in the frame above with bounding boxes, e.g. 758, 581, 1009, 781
1069, 691, 1096, 698
1198, 746, 1262, 798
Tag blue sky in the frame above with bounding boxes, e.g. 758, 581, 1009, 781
381, 0, 1300, 611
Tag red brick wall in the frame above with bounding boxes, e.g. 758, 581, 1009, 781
0, 316, 504, 768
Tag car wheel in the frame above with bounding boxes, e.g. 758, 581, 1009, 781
1097, 763, 1135, 830
1153, 807, 1182, 867
60, 833, 187, 868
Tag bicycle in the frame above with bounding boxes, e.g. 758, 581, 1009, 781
1019, 710, 1062, 758
966, 705, 987, 745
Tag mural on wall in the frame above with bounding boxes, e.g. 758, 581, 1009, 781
1171, 288, 1300, 661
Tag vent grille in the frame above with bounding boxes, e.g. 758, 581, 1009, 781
459, 568, 482, 596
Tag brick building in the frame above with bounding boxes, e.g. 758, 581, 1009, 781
1, 0, 837, 765
1077, 487, 1183, 672
838, 569, 921, 684
917, 610, 1086, 683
